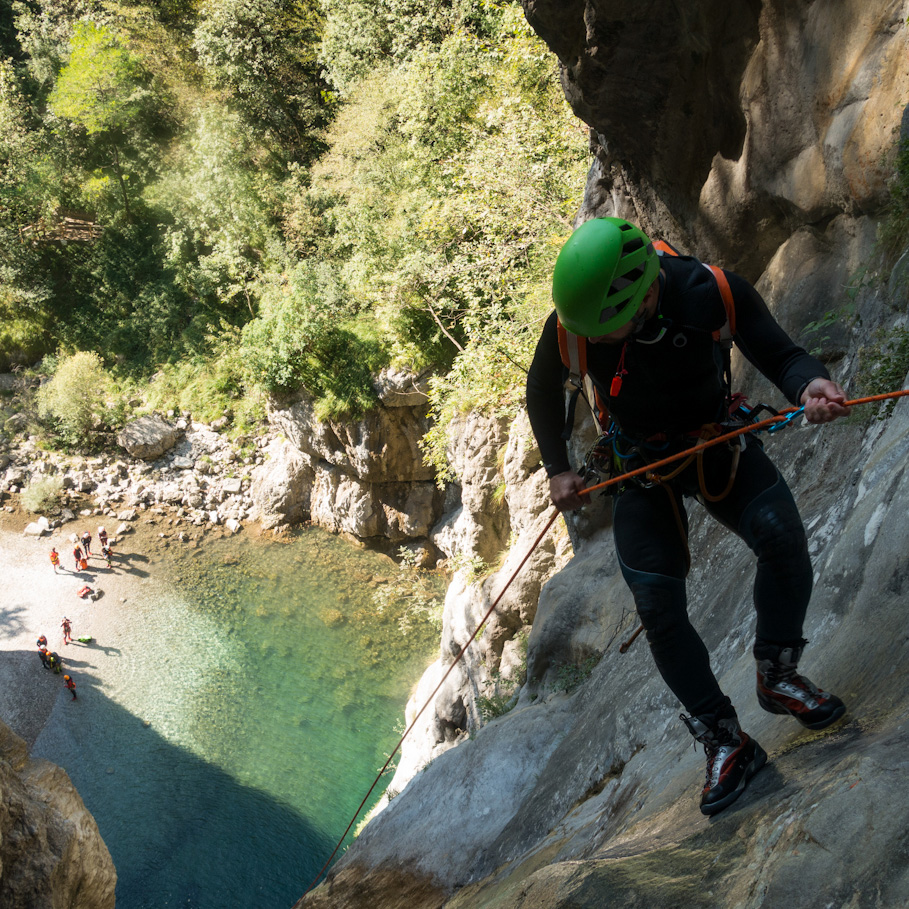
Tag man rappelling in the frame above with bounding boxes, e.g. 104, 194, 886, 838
525, 217, 850, 816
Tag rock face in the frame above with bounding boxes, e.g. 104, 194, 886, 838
260, 384, 457, 549
524, 0, 909, 279
0, 721, 116, 909
296, 3, 909, 908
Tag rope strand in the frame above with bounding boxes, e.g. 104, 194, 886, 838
300, 387, 909, 900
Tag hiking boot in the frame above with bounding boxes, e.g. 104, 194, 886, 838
755, 640, 845, 730
681, 709, 767, 816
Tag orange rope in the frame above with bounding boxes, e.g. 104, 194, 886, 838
580, 391, 909, 499
300, 387, 909, 898
300, 508, 560, 897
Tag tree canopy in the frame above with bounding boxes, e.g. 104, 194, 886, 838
0, 0, 587, 443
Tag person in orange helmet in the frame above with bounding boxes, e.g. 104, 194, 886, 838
64, 675, 77, 700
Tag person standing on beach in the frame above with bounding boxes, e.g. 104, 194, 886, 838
50, 547, 61, 572
98, 526, 108, 548
81, 530, 92, 557
73, 544, 83, 571
38, 646, 51, 669
64, 675, 77, 700
101, 540, 113, 569
62, 617, 73, 644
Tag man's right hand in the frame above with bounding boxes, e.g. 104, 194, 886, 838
549, 470, 591, 512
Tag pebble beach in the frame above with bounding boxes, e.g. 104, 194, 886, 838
0, 509, 186, 748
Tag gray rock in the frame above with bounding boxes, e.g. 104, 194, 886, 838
117, 415, 178, 460
248, 440, 314, 529
373, 367, 432, 407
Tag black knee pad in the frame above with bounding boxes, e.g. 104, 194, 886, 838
741, 498, 807, 562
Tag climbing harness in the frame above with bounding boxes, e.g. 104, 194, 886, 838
558, 241, 737, 440
301, 388, 909, 899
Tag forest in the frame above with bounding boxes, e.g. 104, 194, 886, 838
0, 0, 588, 457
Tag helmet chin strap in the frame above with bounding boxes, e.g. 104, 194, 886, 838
629, 272, 665, 337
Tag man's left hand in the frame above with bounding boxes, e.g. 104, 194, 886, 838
801, 378, 850, 423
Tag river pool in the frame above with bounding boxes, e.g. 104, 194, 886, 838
32, 527, 440, 909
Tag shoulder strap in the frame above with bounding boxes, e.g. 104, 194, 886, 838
557, 320, 587, 388
702, 264, 736, 346
556, 320, 609, 435
655, 241, 736, 343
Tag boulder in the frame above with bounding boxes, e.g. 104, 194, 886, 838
117, 415, 178, 460
248, 439, 314, 529
0, 721, 116, 909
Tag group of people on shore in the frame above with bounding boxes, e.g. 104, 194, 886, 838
37, 620, 79, 700
42, 529, 112, 702
49, 525, 114, 574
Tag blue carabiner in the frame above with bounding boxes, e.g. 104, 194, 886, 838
766, 406, 805, 434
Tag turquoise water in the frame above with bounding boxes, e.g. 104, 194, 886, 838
32, 528, 440, 908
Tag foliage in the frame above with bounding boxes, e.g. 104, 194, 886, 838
20, 474, 64, 512
880, 134, 909, 263
36, 350, 111, 441
856, 324, 909, 420
240, 259, 387, 417
192, 0, 329, 167
49, 21, 151, 136
48, 20, 167, 220
372, 546, 445, 635
141, 332, 266, 430
146, 107, 279, 323
554, 653, 600, 693
477, 630, 528, 722
1, 0, 586, 449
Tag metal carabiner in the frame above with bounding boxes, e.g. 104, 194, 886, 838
766, 405, 806, 434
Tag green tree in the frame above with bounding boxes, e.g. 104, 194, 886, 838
48, 20, 159, 219
193, 0, 329, 166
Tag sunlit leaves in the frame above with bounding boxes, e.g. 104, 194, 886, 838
48, 21, 150, 135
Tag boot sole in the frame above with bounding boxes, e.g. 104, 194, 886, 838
700, 743, 768, 816
758, 694, 846, 730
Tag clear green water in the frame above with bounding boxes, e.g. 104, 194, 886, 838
32, 528, 440, 909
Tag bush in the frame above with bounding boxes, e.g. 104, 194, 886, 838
21, 475, 63, 513
36, 350, 109, 442
880, 135, 909, 262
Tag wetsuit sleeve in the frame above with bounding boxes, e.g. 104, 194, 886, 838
526, 312, 573, 477
726, 272, 830, 405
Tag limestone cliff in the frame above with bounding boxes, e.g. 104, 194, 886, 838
296, 2, 909, 907
0, 721, 116, 909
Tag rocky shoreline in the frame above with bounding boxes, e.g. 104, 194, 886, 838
12, 413, 266, 542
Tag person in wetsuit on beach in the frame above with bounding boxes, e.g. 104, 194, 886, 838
525, 217, 849, 816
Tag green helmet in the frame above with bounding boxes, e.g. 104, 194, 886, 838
552, 217, 659, 336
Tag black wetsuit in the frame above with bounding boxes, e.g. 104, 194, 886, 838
526, 254, 829, 717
